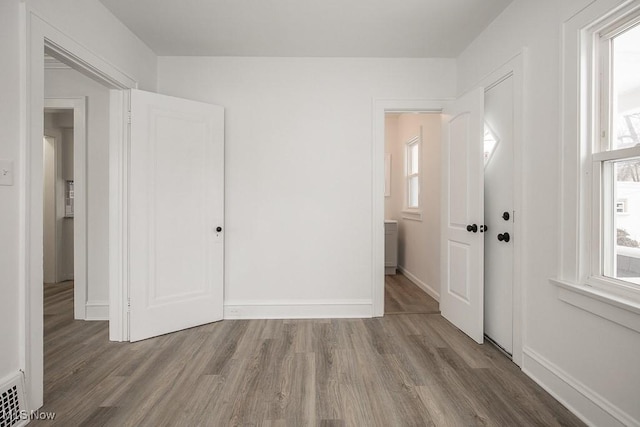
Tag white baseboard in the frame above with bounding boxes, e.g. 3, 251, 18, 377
60, 273, 74, 282
397, 266, 440, 301
85, 301, 109, 321
522, 346, 638, 427
223, 299, 372, 320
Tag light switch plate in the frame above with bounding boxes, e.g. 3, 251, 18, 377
0, 160, 14, 186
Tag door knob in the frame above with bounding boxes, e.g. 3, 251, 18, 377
216, 226, 222, 232
480, 225, 488, 233
502, 212, 510, 221
497, 232, 510, 242
466, 224, 478, 233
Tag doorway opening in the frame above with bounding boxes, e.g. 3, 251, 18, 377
24, 10, 135, 408
43, 109, 75, 320
373, 53, 523, 366
383, 112, 441, 315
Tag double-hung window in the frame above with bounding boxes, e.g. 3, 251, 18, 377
593, 16, 640, 289
557, 0, 640, 332
405, 136, 420, 211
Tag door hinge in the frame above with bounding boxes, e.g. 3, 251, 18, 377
127, 111, 131, 124
127, 298, 131, 312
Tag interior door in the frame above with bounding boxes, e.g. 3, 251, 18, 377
484, 76, 514, 354
440, 87, 485, 344
129, 89, 224, 342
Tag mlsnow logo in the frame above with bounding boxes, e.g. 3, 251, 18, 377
1, 409, 56, 421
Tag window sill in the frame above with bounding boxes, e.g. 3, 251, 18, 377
550, 278, 640, 333
401, 210, 422, 221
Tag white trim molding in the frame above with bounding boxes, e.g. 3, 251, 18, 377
398, 266, 440, 301
22, 5, 137, 410
85, 301, 109, 321
551, 278, 640, 333
523, 347, 638, 427
224, 300, 372, 320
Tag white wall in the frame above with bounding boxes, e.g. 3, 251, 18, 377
43, 112, 74, 283
45, 68, 111, 307
158, 57, 456, 314
0, 0, 23, 386
457, 0, 640, 424
42, 133, 57, 284
385, 113, 441, 298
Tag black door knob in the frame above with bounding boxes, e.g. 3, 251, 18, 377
480, 225, 488, 233
497, 232, 510, 242
216, 226, 222, 232
502, 212, 510, 221
466, 224, 478, 233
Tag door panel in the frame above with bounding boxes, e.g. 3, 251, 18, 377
441, 87, 485, 344
129, 89, 224, 342
484, 76, 515, 354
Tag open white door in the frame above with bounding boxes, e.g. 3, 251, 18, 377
440, 87, 485, 344
129, 89, 224, 342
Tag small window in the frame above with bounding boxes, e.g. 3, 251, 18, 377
405, 136, 420, 209
484, 124, 499, 167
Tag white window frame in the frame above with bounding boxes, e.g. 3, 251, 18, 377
555, 0, 640, 334
591, 9, 640, 298
402, 134, 422, 221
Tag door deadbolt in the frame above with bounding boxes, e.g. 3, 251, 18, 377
502, 212, 510, 221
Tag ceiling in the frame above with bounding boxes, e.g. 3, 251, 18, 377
98, 0, 513, 57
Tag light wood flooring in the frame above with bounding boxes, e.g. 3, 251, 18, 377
384, 273, 439, 315
34, 281, 584, 426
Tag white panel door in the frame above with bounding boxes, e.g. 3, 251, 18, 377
484, 76, 514, 354
129, 89, 224, 342
440, 87, 485, 344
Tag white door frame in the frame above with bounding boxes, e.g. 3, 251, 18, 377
474, 51, 526, 367
22, 6, 136, 410
44, 98, 87, 320
371, 99, 449, 317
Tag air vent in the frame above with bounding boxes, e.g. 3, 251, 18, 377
0, 374, 28, 427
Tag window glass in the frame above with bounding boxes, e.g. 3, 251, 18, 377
409, 143, 419, 175
611, 24, 640, 151
408, 176, 419, 208
605, 158, 640, 284
484, 124, 499, 167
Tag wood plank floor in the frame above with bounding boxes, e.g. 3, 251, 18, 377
34, 281, 584, 426
385, 273, 440, 315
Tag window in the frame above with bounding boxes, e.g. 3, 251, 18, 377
405, 136, 420, 210
593, 17, 640, 287
483, 123, 499, 167
556, 1, 640, 333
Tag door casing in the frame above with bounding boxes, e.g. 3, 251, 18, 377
23, 5, 136, 410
